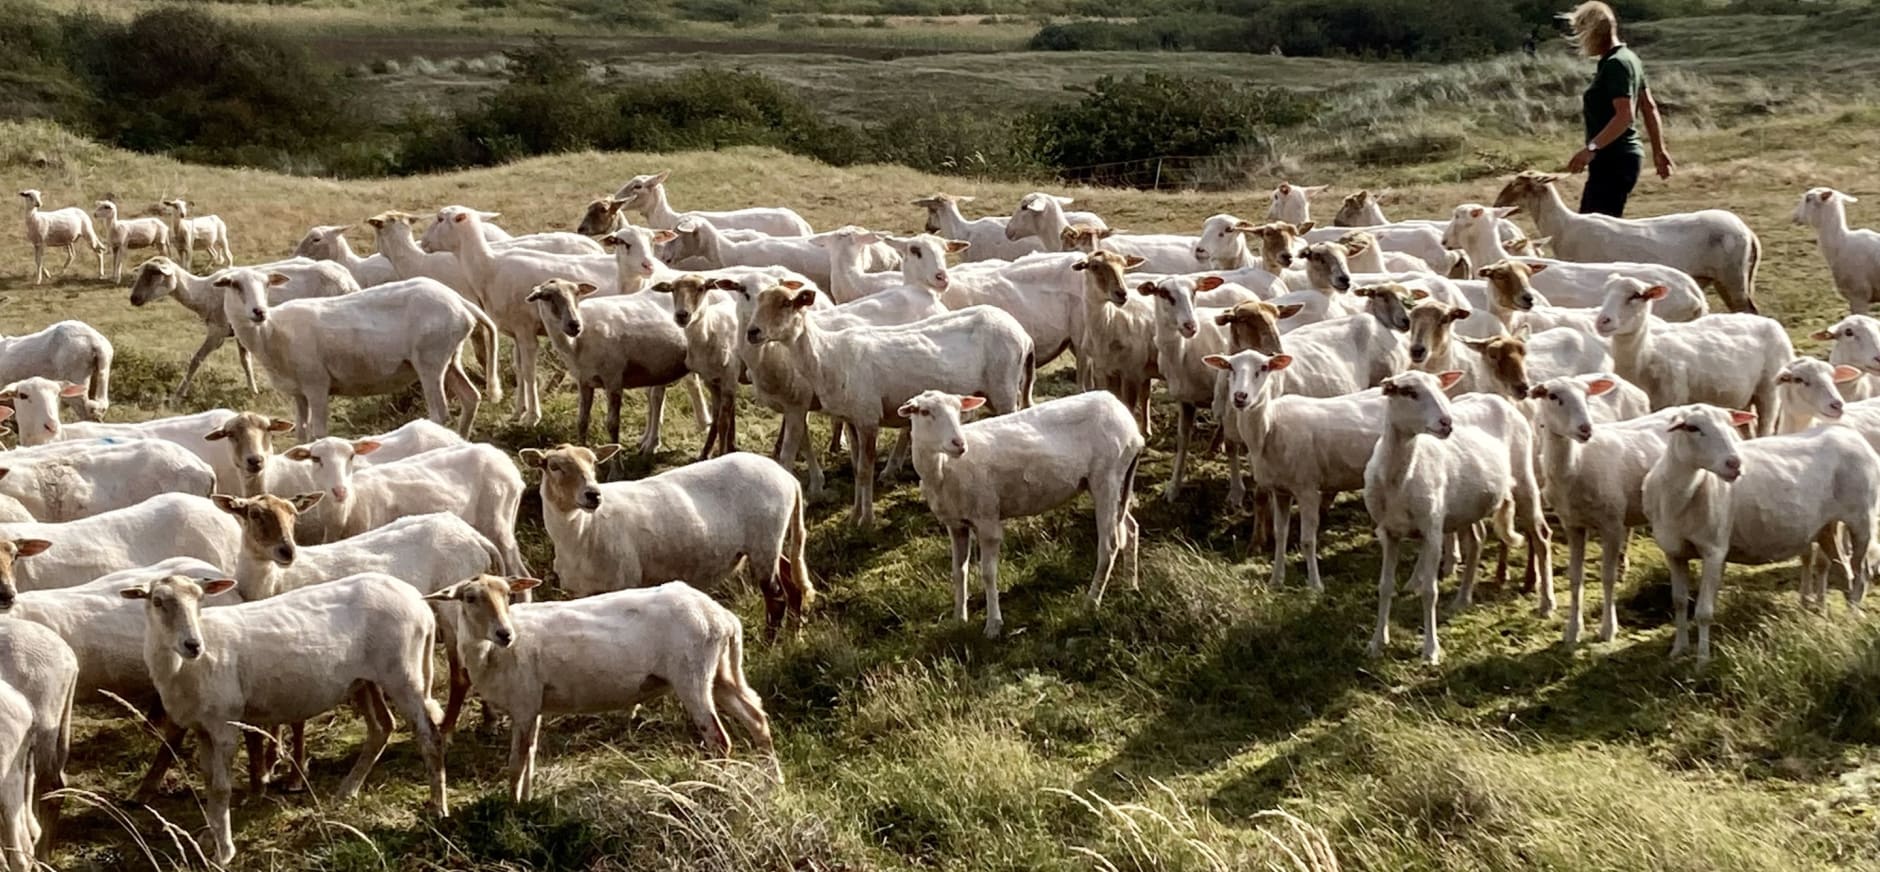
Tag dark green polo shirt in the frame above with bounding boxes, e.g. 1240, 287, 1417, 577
1583, 45, 1646, 156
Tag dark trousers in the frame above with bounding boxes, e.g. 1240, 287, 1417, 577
1579, 149, 1642, 217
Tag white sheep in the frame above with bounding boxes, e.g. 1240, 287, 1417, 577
2, 376, 238, 493
292, 224, 398, 287
0, 320, 112, 421
123, 573, 447, 864
611, 170, 813, 236
1335, 230, 1447, 276
421, 207, 605, 256
128, 255, 359, 402
18, 190, 103, 285
286, 438, 530, 576
1528, 375, 1677, 644
1773, 357, 1877, 443
520, 444, 813, 636
158, 198, 232, 269
1477, 259, 1603, 335
217, 269, 494, 438
0, 494, 241, 592
427, 575, 778, 796
0, 680, 34, 872
92, 200, 170, 283
1364, 370, 1547, 664
1002, 192, 1111, 250
1072, 251, 1159, 431
1265, 182, 1328, 226
365, 211, 481, 304
1445, 203, 1708, 320
1058, 223, 1202, 274
653, 275, 745, 460
1793, 187, 1880, 314
899, 390, 1142, 637
663, 217, 882, 291
1268, 283, 1414, 399
1495, 171, 1762, 314
0, 436, 215, 522
0, 618, 75, 860
746, 285, 1035, 526
1643, 405, 1880, 661
1812, 315, 1880, 401
1193, 215, 1299, 272
911, 193, 1052, 262
1594, 276, 1791, 435
1138, 275, 1237, 501
527, 278, 698, 453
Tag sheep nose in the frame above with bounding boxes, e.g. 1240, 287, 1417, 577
1409, 345, 1427, 362
1576, 423, 1592, 440
1194, 248, 1208, 258
1180, 322, 1197, 338
1233, 390, 1249, 407
244, 456, 264, 473
250, 308, 266, 322
746, 328, 762, 344
949, 439, 966, 455
1334, 276, 1351, 291
1513, 382, 1529, 397
673, 311, 690, 326
181, 638, 202, 658
1436, 417, 1454, 436
1279, 254, 1294, 267
332, 486, 349, 502
566, 322, 582, 337
275, 544, 295, 564
493, 627, 514, 647
1518, 295, 1536, 309
1831, 401, 1846, 416
579, 488, 602, 509
933, 273, 947, 287
0, 591, 12, 611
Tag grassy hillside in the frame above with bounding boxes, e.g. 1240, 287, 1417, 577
4, 46, 1880, 871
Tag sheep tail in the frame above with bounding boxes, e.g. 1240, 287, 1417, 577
786, 485, 815, 613
1018, 348, 1037, 410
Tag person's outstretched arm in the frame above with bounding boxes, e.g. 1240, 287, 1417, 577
1640, 85, 1674, 179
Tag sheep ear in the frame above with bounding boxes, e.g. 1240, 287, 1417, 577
1833, 365, 1865, 384
13, 539, 50, 558
1525, 262, 1547, 275
1729, 409, 1758, 427
1276, 303, 1305, 319
1810, 328, 1836, 341
791, 289, 818, 309
353, 440, 381, 456
269, 418, 294, 433
1527, 385, 1548, 399
1121, 256, 1147, 271
945, 240, 970, 254
0, 407, 11, 423
1470, 207, 1485, 219
1304, 186, 1329, 196
652, 170, 671, 185
209, 494, 243, 514
1495, 205, 1522, 218
651, 282, 674, 294
1213, 311, 1236, 326
593, 444, 624, 464
779, 280, 803, 290
1513, 323, 1532, 340
1586, 378, 1616, 397
1476, 266, 1494, 278
1295, 221, 1314, 234
575, 283, 599, 297
212, 276, 236, 288
201, 579, 238, 597
1136, 282, 1158, 296
1070, 262, 1087, 272
119, 587, 149, 600
422, 583, 462, 602
709, 278, 742, 291
1411, 288, 1430, 300
517, 448, 546, 468
508, 577, 544, 593
291, 492, 324, 512
283, 446, 314, 462
1447, 307, 1472, 323
1202, 354, 1232, 371
1844, 194, 1860, 204
896, 401, 921, 418
1437, 371, 1465, 389
1267, 354, 1294, 372
1023, 198, 1047, 213
1197, 276, 1225, 291
58, 382, 85, 398
958, 396, 987, 411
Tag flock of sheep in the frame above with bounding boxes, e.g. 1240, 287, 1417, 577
0, 168, 1877, 866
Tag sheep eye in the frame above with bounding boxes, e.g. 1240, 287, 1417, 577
1846, 330, 1856, 337
910, 249, 921, 259
1403, 389, 1418, 399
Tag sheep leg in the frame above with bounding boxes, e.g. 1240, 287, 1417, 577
1453, 523, 1483, 612
517, 337, 544, 426
1666, 558, 1693, 658
236, 342, 259, 395
1163, 403, 1196, 503
444, 357, 480, 437
948, 525, 973, 624
279, 723, 308, 793
131, 716, 187, 803
677, 673, 733, 759
507, 711, 542, 803
507, 333, 532, 420
1847, 518, 1873, 615
637, 387, 664, 456
441, 649, 471, 737
574, 384, 595, 444
718, 390, 738, 457
1368, 530, 1399, 658
1089, 480, 1125, 608
605, 388, 625, 448
1563, 528, 1588, 646
1421, 527, 1454, 665
1694, 551, 1725, 663
1123, 511, 1141, 590
200, 732, 238, 865
171, 329, 230, 403
696, 399, 722, 463
418, 362, 451, 428
58, 243, 76, 276
827, 422, 847, 456
685, 373, 711, 433
1269, 490, 1294, 589
305, 391, 331, 441
380, 674, 449, 817
336, 685, 394, 801
851, 424, 880, 526
1598, 528, 1627, 642
877, 430, 909, 486
1225, 440, 1246, 511
243, 732, 268, 795
0, 778, 27, 872
32, 245, 46, 284
978, 525, 1006, 638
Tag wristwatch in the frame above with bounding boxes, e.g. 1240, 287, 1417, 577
1585, 141, 1599, 153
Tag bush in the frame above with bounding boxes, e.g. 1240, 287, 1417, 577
674, 0, 773, 24
1032, 0, 1560, 61
1020, 73, 1317, 187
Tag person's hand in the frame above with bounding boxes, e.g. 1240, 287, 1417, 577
1567, 147, 1593, 174
1654, 149, 1676, 180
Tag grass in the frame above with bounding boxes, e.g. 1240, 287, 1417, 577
6, 26, 1880, 870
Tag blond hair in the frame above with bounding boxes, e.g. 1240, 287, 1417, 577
1569, 2, 1619, 57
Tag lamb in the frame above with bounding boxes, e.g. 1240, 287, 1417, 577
1644, 405, 1880, 661
899, 390, 1141, 637
1273, 242, 1362, 329
610, 170, 814, 236
1336, 189, 1541, 257
1002, 192, 1113, 251
1445, 203, 1709, 320
1336, 230, 1446, 276
0, 680, 34, 872
654, 275, 745, 460
1209, 350, 1383, 591
911, 193, 1057, 262
1494, 171, 1762, 313
1058, 223, 1202, 274
0, 437, 215, 522
365, 211, 482, 304
426, 575, 778, 797
1794, 187, 1880, 315
0, 320, 112, 420
1138, 275, 1239, 501
520, 444, 813, 635
18, 190, 103, 285
212, 494, 497, 733
1477, 259, 1603, 335
1193, 215, 1302, 273
292, 224, 398, 287
527, 278, 697, 452
1812, 315, 1880, 401
159, 199, 232, 269
128, 255, 359, 402
92, 200, 170, 283
745, 285, 1035, 526
217, 269, 494, 438
0, 494, 241, 592
1528, 375, 1677, 644
1364, 370, 1547, 664
1212, 299, 1298, 509
1073, 251, 1160, 431
0, 619, 75, 859
286, 439, 530, 576
1265, 182, 1329, 226
2, 376, 239, 493
123, 573, 448, 865
1773, 357, 1879, 443
1594, 276, 1791, 435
